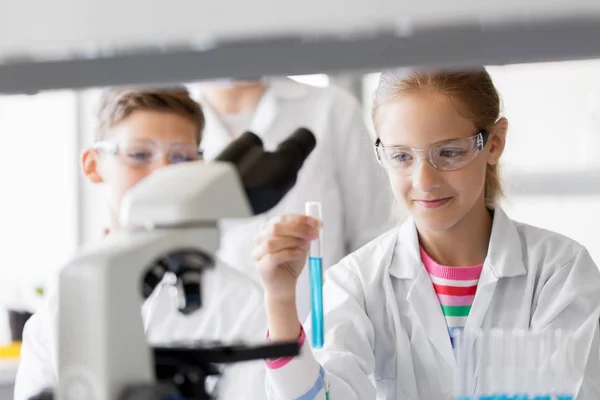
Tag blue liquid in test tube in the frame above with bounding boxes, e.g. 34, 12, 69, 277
306, 201, 324, 348
309, 256, 324, 348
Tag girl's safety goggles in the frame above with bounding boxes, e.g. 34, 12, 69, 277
374, 130, 489, 175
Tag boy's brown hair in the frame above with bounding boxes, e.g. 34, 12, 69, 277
95, 86, 204, 144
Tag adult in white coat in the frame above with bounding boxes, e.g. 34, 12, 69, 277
254, 69, 600, 399
15, 88, 267, 400
196, 78, 395, 320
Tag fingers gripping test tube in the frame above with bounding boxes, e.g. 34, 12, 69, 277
306, 201, 324, 348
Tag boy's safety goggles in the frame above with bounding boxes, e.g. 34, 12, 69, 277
94, 140, 203, 167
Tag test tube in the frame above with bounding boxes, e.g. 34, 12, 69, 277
454, 330, 469, 400
503, 329, 516, 400
508, 330, 531, 400
454, 329, 476, 400
491, 329, 504, 400
305, 201, 324, 348
533, 330, 552, 400
478, 330, 496, 400
552, 330, 575, 400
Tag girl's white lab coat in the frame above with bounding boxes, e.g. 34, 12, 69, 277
266, 209, 600, 400
15, 263, 268, 400
195, 78, 395, 321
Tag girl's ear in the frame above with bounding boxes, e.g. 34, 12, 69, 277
487, 117, 508, 166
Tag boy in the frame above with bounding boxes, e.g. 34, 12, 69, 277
15, 87, 267, 399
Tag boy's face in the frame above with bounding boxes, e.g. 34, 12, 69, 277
82, 110, 200, 230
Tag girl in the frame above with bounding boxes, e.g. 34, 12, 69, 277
253, 68, 600, 399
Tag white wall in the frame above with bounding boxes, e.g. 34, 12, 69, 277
488, 60, 600, 172
0, 90, 79, 341
490, 60, 600, 262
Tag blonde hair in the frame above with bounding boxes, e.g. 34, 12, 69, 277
95, 87, 204, 144
372, 68, 503, 208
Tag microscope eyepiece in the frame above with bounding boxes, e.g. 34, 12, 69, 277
213, 131, 263, 164
213, 127, 317, 215
275, 127, 317, 164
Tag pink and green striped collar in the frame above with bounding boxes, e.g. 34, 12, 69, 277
420, 246, 483, 280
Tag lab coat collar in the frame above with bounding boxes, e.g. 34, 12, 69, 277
389, 217, 457, 368
389, 207, 526, 280
389, 217, 421, 279
483, 207, 527, 280
194, 77, 308, 109
266, 77, 310, 100
387, 208, 526, 372
389, 208, 527, 370
196, 78, 309, 159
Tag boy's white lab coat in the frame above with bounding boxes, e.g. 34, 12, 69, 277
196, 78, 395, 320
15, 263, 268, 400
266, 209, 600, 400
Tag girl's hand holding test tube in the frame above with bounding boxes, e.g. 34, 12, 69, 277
254, 213, 322, 343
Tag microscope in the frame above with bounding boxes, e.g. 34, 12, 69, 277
44, 128, 316, 400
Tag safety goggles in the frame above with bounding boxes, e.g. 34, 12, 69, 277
93, 140, 202, 168
374, 130, 489, 175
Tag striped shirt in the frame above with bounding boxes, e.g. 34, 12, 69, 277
420, 247, 483, 347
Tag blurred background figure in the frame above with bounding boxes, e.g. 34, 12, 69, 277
192, 76, 395, 319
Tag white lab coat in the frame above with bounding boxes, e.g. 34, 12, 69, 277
15, 262, 268, 400
266, 208, 600, 400
195, 78, 395, 320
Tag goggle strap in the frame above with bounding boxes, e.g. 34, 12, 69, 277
476, 130, 490, 150
374, 138, 382, 162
